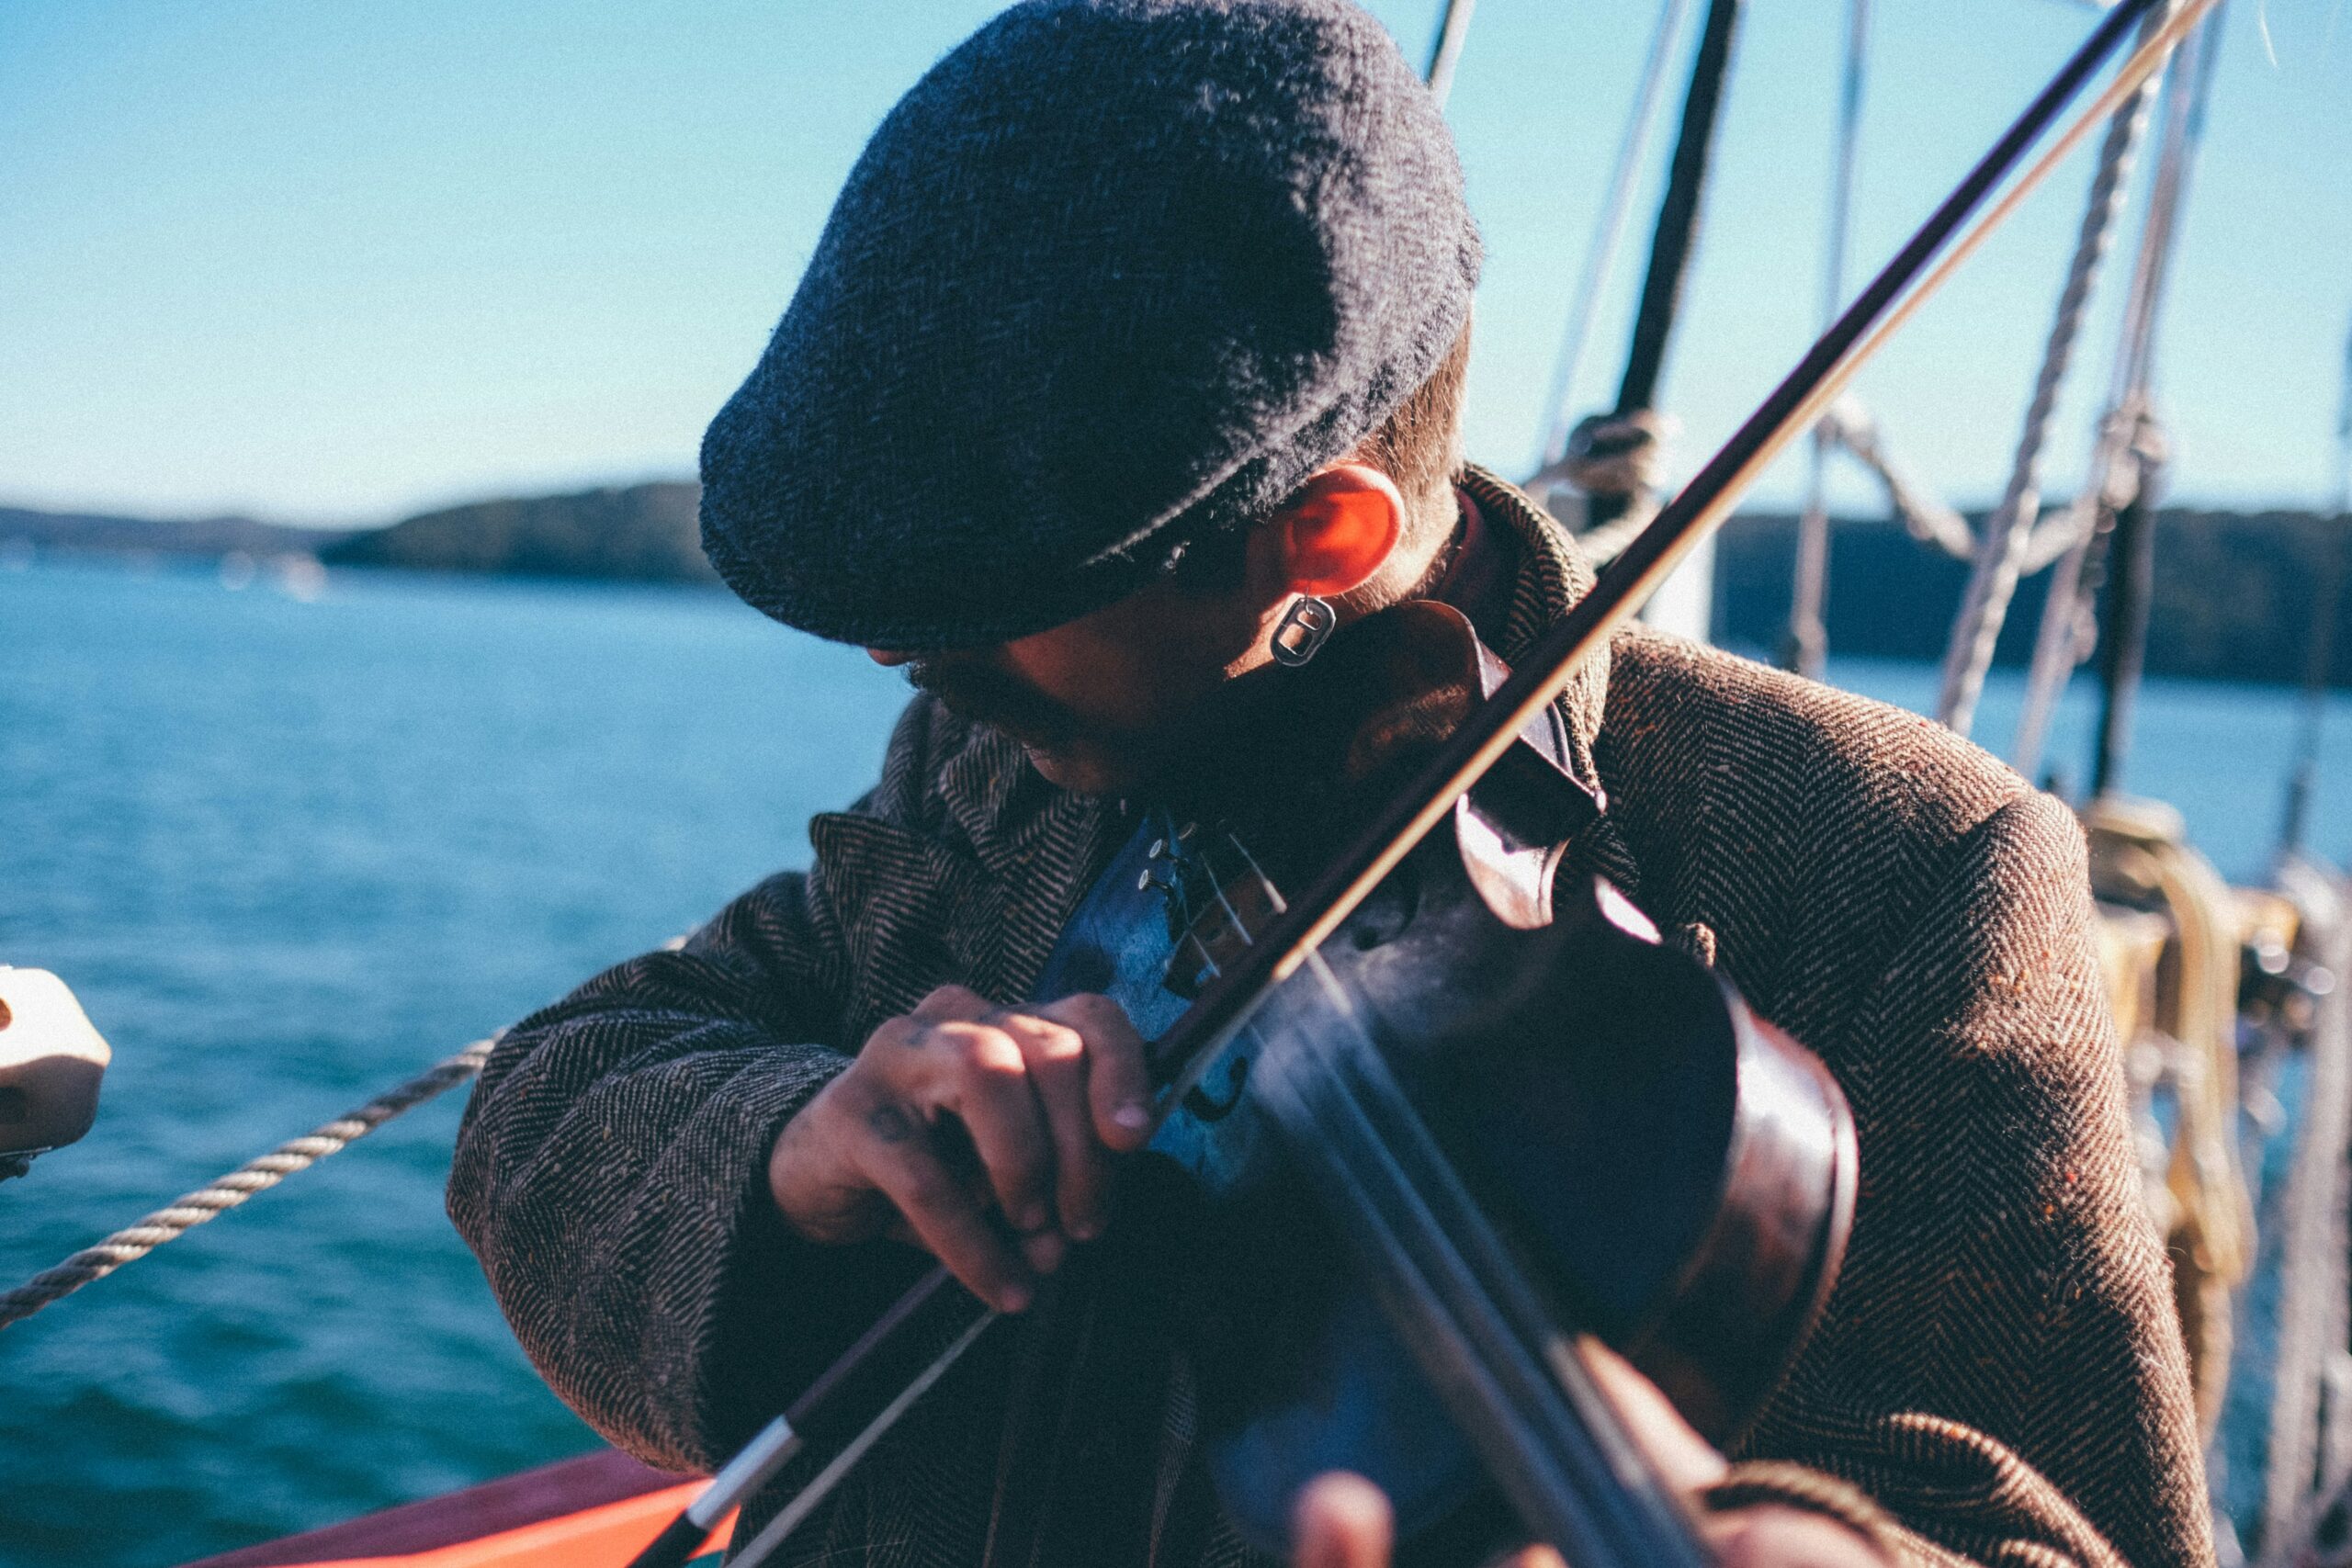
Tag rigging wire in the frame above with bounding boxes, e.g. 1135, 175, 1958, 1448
2255, 312, 2352, 1568
2278, 312, 2352, 857
1529, 0, 1697, 474
1423, 0, 1478, 109
2010, 5, 2224, 780
2252, 897, 2352, 1568
1935, 0, 2183, 737
1782, 0, 1873, 680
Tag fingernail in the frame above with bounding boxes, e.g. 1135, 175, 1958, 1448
1017, 1201, 1049, 1232
1114, 1101, 1150, 1132
1069, 1216, 1102, 1243
1000, 1282, 1034, 1314
1022, 1231, 1067, 1274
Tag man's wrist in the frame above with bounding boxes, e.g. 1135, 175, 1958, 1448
765, 1064, 864, 1244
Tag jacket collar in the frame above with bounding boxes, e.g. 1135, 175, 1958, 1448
1459, 464, 1612, 801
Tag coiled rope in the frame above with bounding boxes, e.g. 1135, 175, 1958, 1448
0, 1036, 495, 1329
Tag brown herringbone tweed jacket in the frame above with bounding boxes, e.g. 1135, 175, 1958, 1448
448, 469, 2211, 1568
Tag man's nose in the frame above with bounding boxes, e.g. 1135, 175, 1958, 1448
866, 648, 918, 668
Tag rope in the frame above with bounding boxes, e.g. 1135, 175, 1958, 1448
2009, 4, 2223, 780
1820, 397, 1980, 560
2088, 801, 2256, 1438
1934, 0, 2178, 736
2010, 400, 2165, 780
0, 1036, 496, 1330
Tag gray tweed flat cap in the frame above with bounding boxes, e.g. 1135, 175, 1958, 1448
700, 0, 1480, 649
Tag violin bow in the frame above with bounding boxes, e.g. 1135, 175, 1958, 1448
632, 4, 2218, 1563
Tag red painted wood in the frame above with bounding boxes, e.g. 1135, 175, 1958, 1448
180, 1449, 695, 1568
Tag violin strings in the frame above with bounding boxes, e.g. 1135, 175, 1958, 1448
1158, 815, 1227, 982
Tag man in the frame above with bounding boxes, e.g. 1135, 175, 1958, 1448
447, 4, 2211, 1566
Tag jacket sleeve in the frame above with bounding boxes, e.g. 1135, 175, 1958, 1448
446, 854, 933, 1474
1726, 792, 2212, 1568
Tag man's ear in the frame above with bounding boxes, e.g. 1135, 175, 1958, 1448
1267, 464, 1406, 599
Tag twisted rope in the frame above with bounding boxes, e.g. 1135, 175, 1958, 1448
0, 1036, 496, 1329
1820, 398, 1980, 561
2010, 5, 2222, 781
1933, 0, 2178, 737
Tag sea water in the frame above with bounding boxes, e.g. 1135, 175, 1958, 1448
1, 558, 2346, 1567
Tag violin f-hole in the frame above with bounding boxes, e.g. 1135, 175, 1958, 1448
1183, 1054, 1251, 1122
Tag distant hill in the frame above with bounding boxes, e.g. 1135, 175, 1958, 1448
9, 481, 2344, 689
0, 505, 338, 558
1713, 509, 2352, 690
318, 481, 717, 585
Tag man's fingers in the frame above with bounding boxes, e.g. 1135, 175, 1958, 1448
992, 1011, 1114, 1242
1037, 992, 1155, 1150
919, 1021, 1057, 1235
853, 989, 1147, 1265
1578, 1340, 1726, 1493
909, 984, 992, 1024
1707, 1507, 1891, 1568
1583, 1344, 1890, 1567
854, 1103, 1035, 1313
1291, 1473, 1393, 1568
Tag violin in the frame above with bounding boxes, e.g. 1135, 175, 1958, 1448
1013, 598, 1854, 1567
625, 7, 2202, 1562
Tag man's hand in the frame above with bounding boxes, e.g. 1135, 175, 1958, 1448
1290, 1347, 1891, 1568
767, 985, 1154, 1313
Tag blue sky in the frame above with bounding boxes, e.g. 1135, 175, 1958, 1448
1, 0, 2346, 526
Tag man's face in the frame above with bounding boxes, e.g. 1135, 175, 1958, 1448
874, 568, 1287, 795
865, 465, 1415, 795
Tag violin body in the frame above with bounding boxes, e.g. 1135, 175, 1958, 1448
1029, 603, 1857, 1561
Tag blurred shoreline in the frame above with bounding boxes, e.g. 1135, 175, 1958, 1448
7, 485, 2347, 691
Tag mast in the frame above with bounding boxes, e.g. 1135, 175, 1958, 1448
1608, 0, 1744, 451
1530, 0, 1695, 476
1781, 0, 1872, 679
1584, 0, 1747, 641
2278, 312, 2352, 855
2089, 447, 2163, 798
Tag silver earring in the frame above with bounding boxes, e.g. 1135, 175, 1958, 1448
1270, 595, 1337, 667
